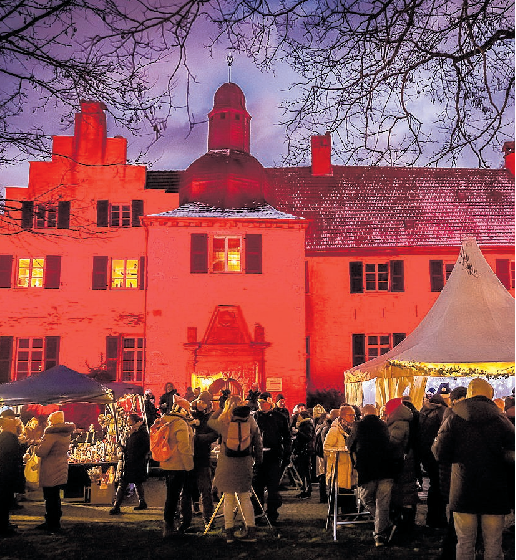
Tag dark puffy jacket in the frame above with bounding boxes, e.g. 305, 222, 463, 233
432, 396, 515, 515
293, 418, 315, 456
347, 414, 396, 485
122, 424, 150, 483
255, 408, 291, 461
192, 411, 218, 469
419, 399, 447, 455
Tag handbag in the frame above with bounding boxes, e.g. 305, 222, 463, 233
24, 451, 40, 488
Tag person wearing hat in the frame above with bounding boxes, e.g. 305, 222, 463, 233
274, 394, 290, 422
0, 409, 24, 537
35, 410, 76, 533
419, 393, 449, 528
384, 398, 418, 534
432, 378, 515, 560
180, 391, 218, 529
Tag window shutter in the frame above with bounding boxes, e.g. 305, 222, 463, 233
97, 200, 109, 227
44, 336, 60, 370
430, 260, 444, 292
92, 256, 109, 290
138, 256, 145, 290
305, 261, 309, 294
349, 262, 364, 293
390, 260, 404, 292
0, 255, 13, 288
352, 334, 366, 366
190, 234, 208, 273
44, 255, 61, 289
0, 336, 13, 383
393, 333, 406, 347
245, 234, 262, 274
57, 201, 70, 229
496, 259, 511, 289
131, 199, 144, 227
21, 200, 34, 229
106, 336, 119, 381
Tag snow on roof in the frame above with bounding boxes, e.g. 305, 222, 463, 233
149, 202, 303, 220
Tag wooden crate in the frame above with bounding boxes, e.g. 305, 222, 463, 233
86, 482, 115, 505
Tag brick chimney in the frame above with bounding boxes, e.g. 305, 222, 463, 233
502, 141, 515, 176
311, 132, 332, 176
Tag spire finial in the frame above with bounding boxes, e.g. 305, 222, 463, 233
227, 53, 234, 83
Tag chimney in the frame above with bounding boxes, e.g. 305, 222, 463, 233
502, 141, 515, 176
311, 132, 332, 176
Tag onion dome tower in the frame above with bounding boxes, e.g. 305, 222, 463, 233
179, 82, 273, 209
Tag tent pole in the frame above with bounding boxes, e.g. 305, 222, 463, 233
111, 402, 121, 446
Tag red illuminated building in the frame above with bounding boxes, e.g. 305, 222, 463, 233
1, 83, 514, 406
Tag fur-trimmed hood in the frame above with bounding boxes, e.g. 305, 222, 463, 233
43, 422, 76, 435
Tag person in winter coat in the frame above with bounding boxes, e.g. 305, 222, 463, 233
159, 382, 179, 414
109, 413, 150, 514
245, 383, 261, 412
385, 398, 418, 533
35, 411, 75, 533
432, 378, 515, 560
253, 393, 291, 524
0, 409, 24, 537
419, 394, 448, 527
155, 396, 194, 538
292, 410, 315, 499
208, 395, 263, 543
180, 392, 218, 528
347, 404, 397, 547
323, 406, 357, 513
143, 390, 158, 428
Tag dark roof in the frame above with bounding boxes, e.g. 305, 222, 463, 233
145, 170, 180, 192
266, 165, 515, 251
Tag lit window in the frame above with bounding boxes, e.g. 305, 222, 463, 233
35, 204, 57, 228
16, 338, 44, 379
212, 236, 242, 273
367, 335, 391, 359
111, 259, 139, 289
122, 337, 145, 382
110, 204, 131, 227
17, 258, 45, 288
365, 263, 389, 291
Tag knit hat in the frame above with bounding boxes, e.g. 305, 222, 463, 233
312, 404, 327, 419
232, 405, 251, 419
0, 408, 17, 418
259, 392, 272, 401
450, 386, 467, 402
467, 378, 494, 399
385, 398, 403, 416
276, 394, 285, 402
48, 411, 65, 425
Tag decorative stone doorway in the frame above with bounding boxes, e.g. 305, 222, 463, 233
185, 305, 269, 398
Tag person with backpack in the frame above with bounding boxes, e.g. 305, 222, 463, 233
208, 395, 263, 543
292, 410, 315, 499
150, 395, 194, 538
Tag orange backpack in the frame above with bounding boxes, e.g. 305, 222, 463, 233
149, 421, 173, 462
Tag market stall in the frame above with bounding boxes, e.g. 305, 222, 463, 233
343, 238, 515, 409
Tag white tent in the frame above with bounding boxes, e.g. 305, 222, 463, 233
344, 238, 515, 407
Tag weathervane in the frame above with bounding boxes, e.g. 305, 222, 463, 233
227, 53, 234, 83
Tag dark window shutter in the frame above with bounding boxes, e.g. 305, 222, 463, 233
92, 256, 109, 290
393, 333, 406, 347
349, 262, 364, 293
131, 199, 144, 227
430, 260, 444, 292
44, 255, 61, 289
44, 336, 60, 370
138, 256, 145, 290
0, 336, 13, 383
97, 200, 109, 227
106, 336, 119, 381
0, 255, 13, 288
245, 234, 262, 274
21, 201, 34, 229
496, 259, 511, 289
190, 234, 208, 273
390, 260, 404, 292
305, 261, 309, 294
57, 201, 70, 229
352, 334, 366, 366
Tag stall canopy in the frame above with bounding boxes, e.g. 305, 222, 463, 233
344, 238, 515, 407
0, 365, 114, 406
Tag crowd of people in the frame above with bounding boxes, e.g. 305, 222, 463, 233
0, 378, 514, 560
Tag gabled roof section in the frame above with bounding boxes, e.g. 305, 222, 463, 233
150, 202, 301, 220
267, 165, 515, 250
